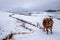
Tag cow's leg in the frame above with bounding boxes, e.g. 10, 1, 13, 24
50, 27, 53, 34
51, 29, 52, 34
43, 26, 45, 31
46, 28, 48, 34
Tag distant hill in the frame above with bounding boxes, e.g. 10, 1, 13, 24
45, 9, 60, 12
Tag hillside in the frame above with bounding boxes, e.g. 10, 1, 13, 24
0, 11, 60, 40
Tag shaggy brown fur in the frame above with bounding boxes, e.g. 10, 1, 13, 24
43, 18, 54, 34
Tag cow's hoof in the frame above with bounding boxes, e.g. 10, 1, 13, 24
43, 29, 45, 31
47, 32, 48, 34
51, 32, 53, 34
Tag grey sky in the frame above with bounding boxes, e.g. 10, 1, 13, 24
0, 0, 60, 11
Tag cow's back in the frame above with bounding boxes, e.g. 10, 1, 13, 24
43, 18, 53, 27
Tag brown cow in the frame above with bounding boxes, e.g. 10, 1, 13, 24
43, 18, 54, 34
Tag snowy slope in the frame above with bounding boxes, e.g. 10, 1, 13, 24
0, 11, 60, 40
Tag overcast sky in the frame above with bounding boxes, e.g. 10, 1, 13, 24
0, 0, 60, 11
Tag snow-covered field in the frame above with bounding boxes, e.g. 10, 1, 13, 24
0, 11, 60, 40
